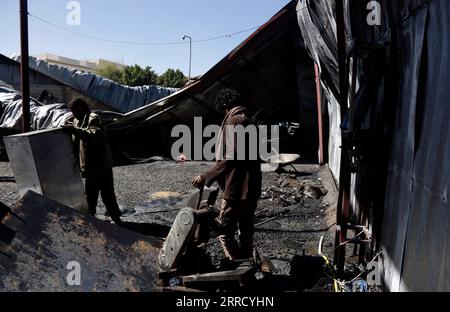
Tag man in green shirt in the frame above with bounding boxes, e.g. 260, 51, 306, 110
64, 98, 122, 225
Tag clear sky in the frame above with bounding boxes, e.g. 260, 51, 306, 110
0, 0, 292, 76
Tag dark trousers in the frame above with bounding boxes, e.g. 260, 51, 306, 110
217, 199, 258, 260
85, 169, 122, 222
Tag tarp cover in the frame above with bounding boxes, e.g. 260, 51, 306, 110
11, 55, 179, 113
296, 0, 353, 98
296, 0, 353, 180
0, 81, 72, 131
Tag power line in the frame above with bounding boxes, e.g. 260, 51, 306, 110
28, 12, 260, 46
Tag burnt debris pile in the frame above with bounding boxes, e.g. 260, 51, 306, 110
261, 173, 328, 207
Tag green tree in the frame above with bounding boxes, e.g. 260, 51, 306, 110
97, 64, 159, 87
97, 64, 123, 83
121, 64, 158, 87
157, 69, 188, 88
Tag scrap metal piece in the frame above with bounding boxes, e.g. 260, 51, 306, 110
0, 191, 162, 292
184, 187, 219, 210
182, 265, 256, 288
163, 285, 205, 292
265, 153, 301, 165
0, 202, 10, 221
0, 201, 25, 223
255, 249, 275, 274
0, 224, 15, 245
4, 128, 89, 212
159, 207, 197, 271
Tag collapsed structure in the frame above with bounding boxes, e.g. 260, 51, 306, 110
0, 53, 178, 133
103, 1, 319, 162
2, 13, 320, 160
0, 81, 73, 131
10, 54, 178, 113
1, 0, 449, 292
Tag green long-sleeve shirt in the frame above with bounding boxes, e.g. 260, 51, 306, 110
72, 113, 114, 175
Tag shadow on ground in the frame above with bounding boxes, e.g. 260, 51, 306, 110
121, 221, 170, 238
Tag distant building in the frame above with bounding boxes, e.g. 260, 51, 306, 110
35, 53, 125, 73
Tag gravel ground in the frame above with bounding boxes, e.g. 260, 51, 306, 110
0, 160, 337, 291
0, 160, 211, 221
0, 161, 19, 207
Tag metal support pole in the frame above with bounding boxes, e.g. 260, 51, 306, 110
314, 63, 324, 165
20, 0, 31, 133
183, 35, 192, 83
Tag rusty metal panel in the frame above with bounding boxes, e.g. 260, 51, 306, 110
4, 128, 88, 212
0, 191, 162, 292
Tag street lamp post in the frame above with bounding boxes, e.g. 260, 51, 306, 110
183, 35, 192, 83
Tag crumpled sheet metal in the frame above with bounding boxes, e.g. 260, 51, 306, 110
11, 55, 179, 113
0, 84, 72, 131
296, 0, 353, 97
0, 191, 162, 292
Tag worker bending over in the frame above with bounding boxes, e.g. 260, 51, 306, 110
64, 98, 122, 225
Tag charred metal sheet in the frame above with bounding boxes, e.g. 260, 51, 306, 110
4, 128, 89, 212
0, 191, 162, 292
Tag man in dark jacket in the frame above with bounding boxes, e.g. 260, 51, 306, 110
192, 89, 262, 260
64, 98, 122, 225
